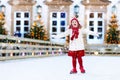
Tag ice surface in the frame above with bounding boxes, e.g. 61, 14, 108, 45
0, 55, 120, 80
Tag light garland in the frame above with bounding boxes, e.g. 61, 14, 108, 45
94, 51, 99, 55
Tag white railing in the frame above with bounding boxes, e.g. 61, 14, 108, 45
0, 35, 65, 60
0, 35, 119, 60
85, 44, 120, 55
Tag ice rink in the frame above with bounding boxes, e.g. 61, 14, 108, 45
0, 55, 120, 80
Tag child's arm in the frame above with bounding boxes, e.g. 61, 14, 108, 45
82, 28, 99, 37
52, 29, 70, 38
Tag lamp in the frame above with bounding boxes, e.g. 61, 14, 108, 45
36, 5, 42, 20
36, 5, 42, 14
0, 5, 5, 12
74, 5, 79, 18
111, 5, 116, 13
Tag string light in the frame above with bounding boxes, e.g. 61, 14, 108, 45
52, 51, 54, 55
94, 51, 99, 55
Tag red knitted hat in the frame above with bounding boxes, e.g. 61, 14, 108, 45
69, 18, 81, 29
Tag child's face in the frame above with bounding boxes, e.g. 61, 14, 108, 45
71, 20, 78, 28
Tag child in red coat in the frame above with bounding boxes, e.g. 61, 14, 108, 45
54, 18, 98, 74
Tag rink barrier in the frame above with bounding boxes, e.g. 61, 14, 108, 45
85, 44, 120, 55
0, 35, 66, 60
0, 35, 120, 60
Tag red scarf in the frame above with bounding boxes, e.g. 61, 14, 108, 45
71, 27, 79, 40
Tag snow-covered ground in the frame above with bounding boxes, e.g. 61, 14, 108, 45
0, 55, 120, 80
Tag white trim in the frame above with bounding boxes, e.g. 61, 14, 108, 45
50, 12, 67, 44
87, 12, 105, 44
14, 11, 30, 37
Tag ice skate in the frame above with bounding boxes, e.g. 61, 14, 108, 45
70, 69, 77, 74
80, 67, 85, 73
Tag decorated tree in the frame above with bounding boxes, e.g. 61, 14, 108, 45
105, 14, 119, 44
25, 20, 48, 41
0, 12, 7, 35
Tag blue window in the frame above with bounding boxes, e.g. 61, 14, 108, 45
24, 27, 29, 32
16, 27, 21, 31
90, 13, 94, 18
61, 13, 65, 18
97, 34, 102, 39
24, 20, 29, 25
16, 20, 21, 25
98, 21, 102, 26
52, 27, 57, 32
61, 27, 65, 32
52, 13, 57, 18
61, 21, 65, 26
16, 13, 21, 18
24, 13, 29, 18
90, 27, 94, 31
52, 21, 57, 26
89, 21, 94, 26
98, 27, 102, 32
98, 13, 102, 18
89, 35, 94, 39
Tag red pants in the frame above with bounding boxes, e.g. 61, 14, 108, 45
68, 50, 85, 72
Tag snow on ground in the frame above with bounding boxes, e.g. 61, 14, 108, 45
0, 55, 120, 80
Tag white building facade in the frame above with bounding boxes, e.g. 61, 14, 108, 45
0, 0, 120, 45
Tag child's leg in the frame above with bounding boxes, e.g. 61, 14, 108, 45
70, 53, 77, 74
72, 56, 77, 71
78, 56, 85, 73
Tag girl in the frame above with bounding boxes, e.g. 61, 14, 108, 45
53, 18, 98, 74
